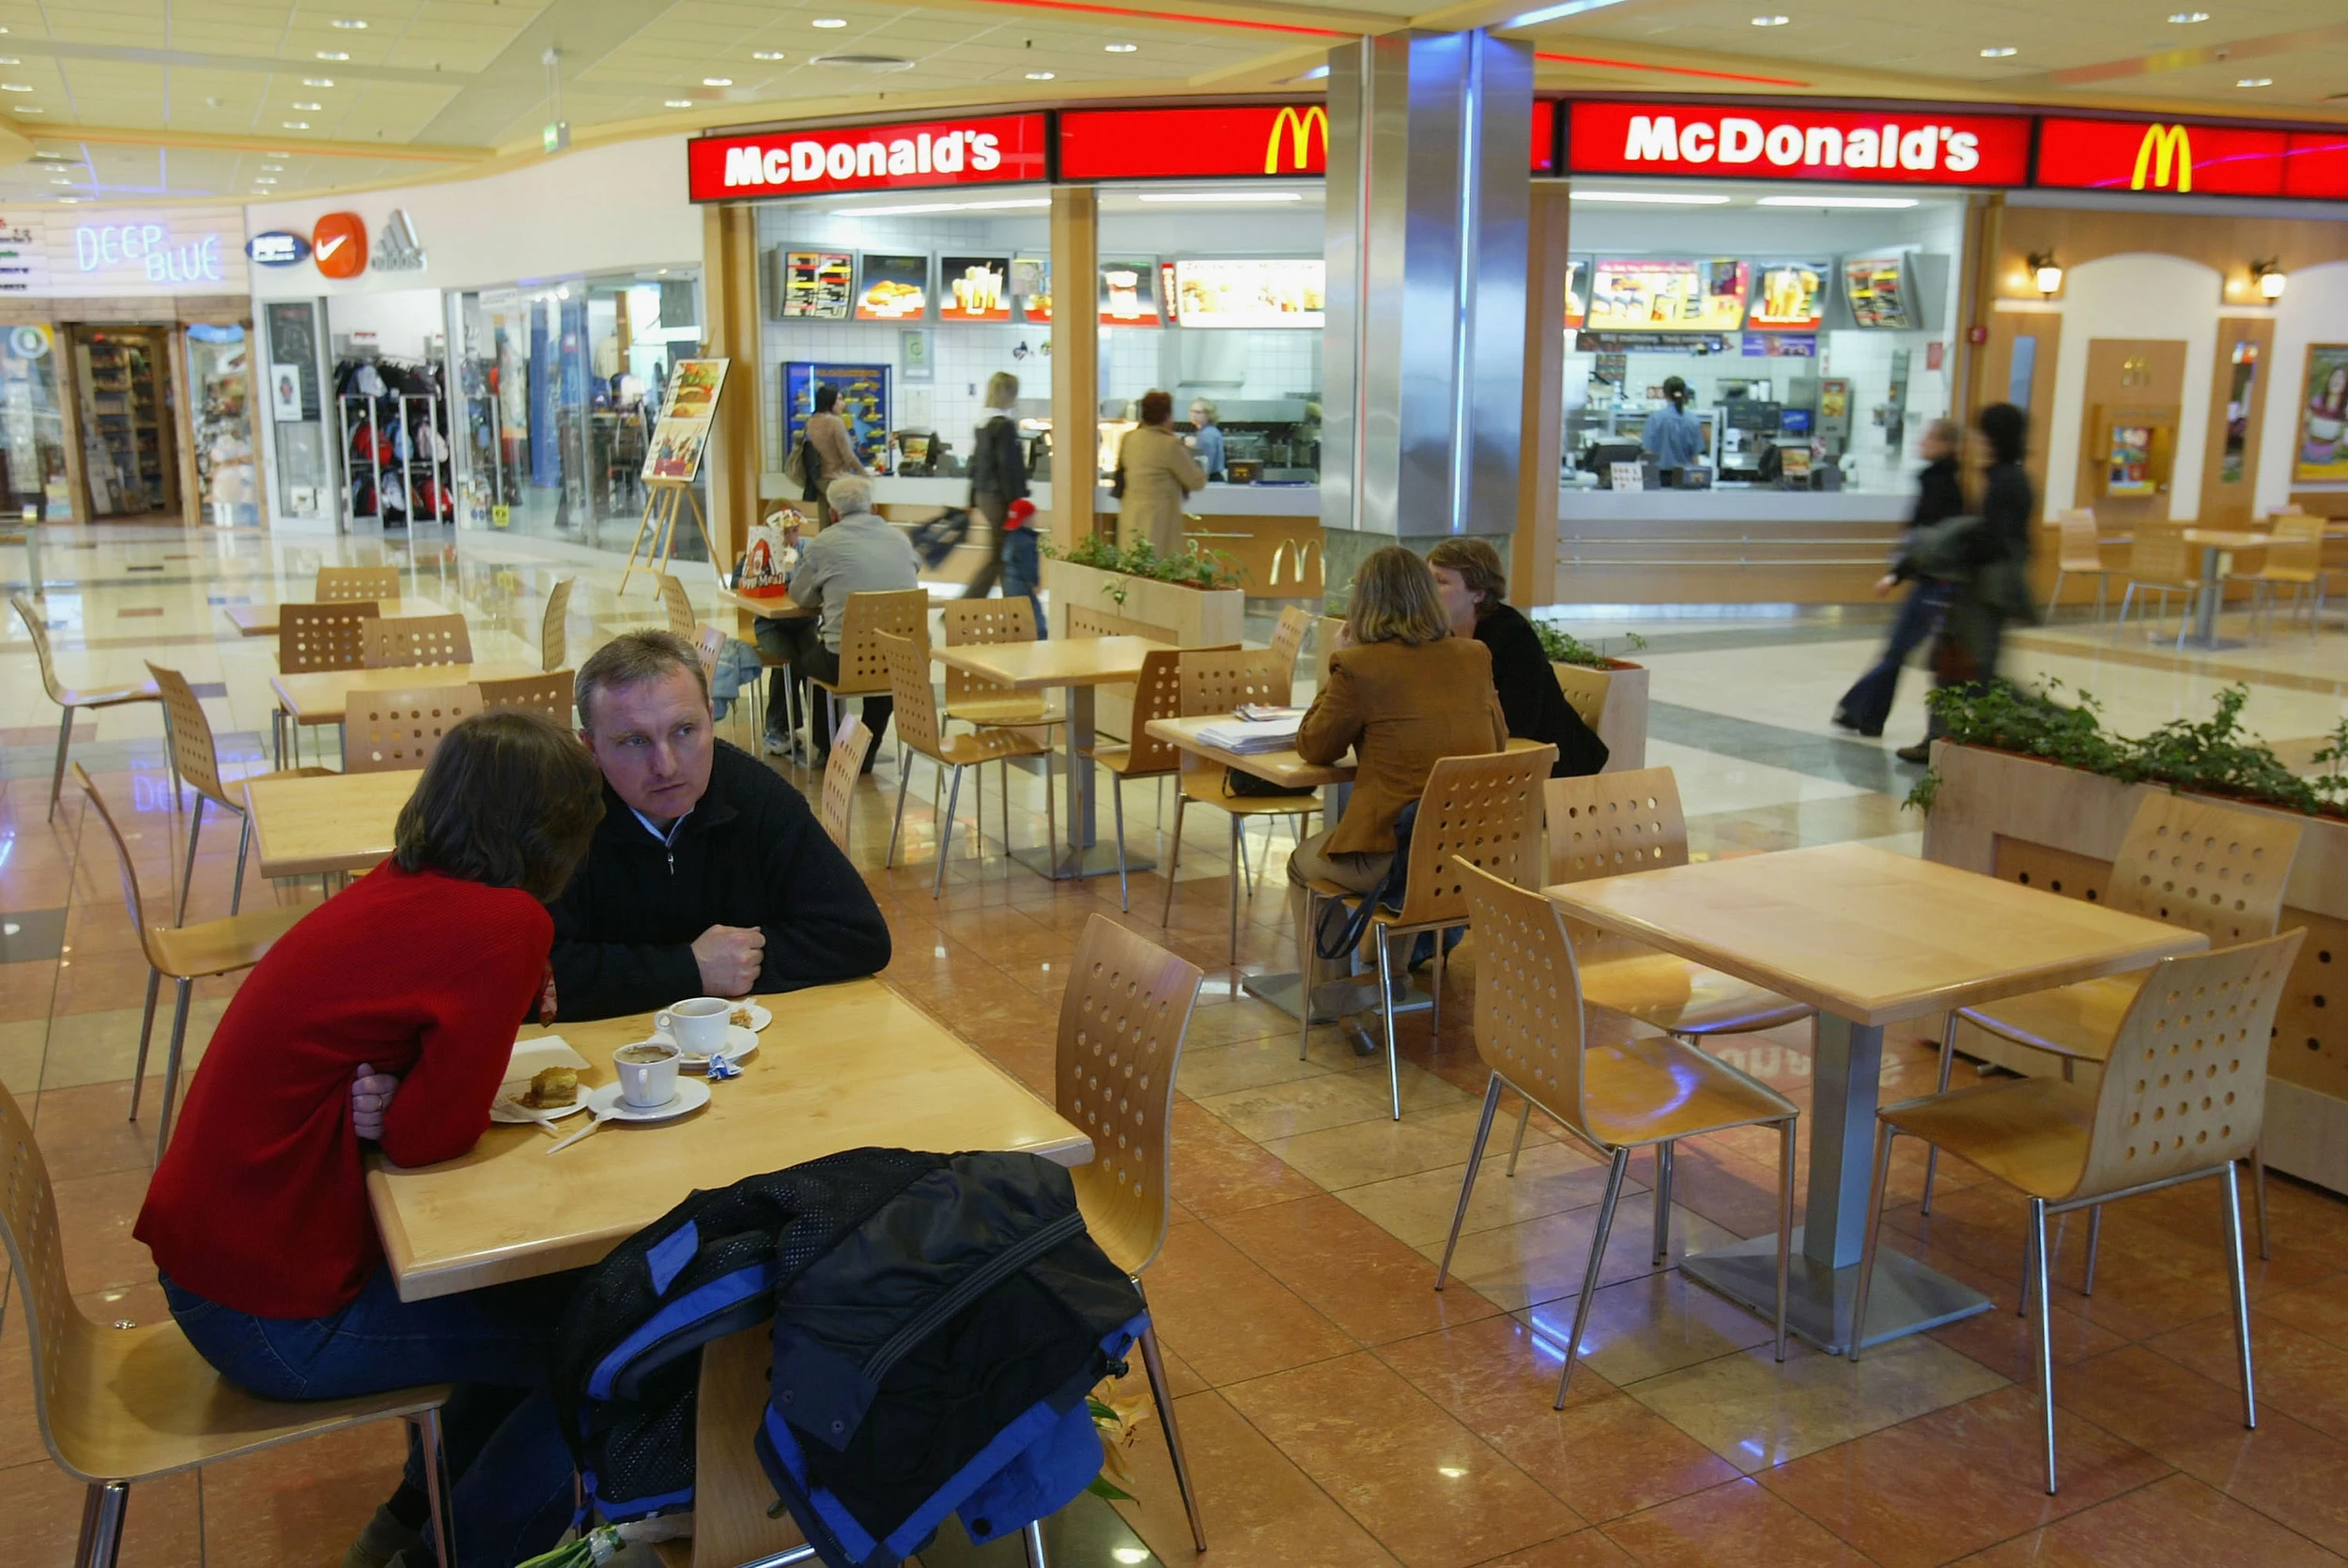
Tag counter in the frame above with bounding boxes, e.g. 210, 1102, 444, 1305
1095, 483, 1324, 593
1552, 484, 1908, 605
1094, 482, 1321, 518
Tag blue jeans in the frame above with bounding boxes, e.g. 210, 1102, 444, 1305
1834, 581, 1952, 737
162, 1268, 580, 1567
1000, 529, 1045, 638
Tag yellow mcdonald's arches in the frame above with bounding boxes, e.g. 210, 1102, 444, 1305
1265, 105, 1329, 176
2131, 123, 2192, 192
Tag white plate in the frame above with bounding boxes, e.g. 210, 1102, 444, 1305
583, 1076, 712, 1125
492, 1085, 591, 1124
651, 1023, 761, 1070
729, 1003, 773, 1034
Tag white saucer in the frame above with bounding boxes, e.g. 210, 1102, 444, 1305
492, 1084, 592, 1123
651, 1023, 761, 1069
730, 1003, 773, 1033
583, 1076, 712, 1125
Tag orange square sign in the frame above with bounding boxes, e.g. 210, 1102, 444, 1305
312, 212, 367, 279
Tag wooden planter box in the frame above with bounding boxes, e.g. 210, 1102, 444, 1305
1042, 558, 1245, 737
1921, 741, 2348, 1196
1552, 660, 1649, 774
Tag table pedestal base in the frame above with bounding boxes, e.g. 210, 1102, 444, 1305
1241, 971, 1429, 1022
1009, 843, 1155, 882
1680, 1224, 1991, 1357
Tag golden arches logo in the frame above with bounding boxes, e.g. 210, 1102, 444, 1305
2131, 122, 2193, 192
1265, 105, 1328, 175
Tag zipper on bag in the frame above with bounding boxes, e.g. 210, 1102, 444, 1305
858, 1208, 1087, 1390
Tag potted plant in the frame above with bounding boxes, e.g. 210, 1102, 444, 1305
1534, 622, 1650, 774
1040, 533, 1247, 649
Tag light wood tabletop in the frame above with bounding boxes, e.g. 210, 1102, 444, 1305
711, 584, 812, 622
2178, 529, 2272, 552
1146, 717, 1550, 792
244, 769, 417, 877
225, 596, 452, 637
935, 635, 1174, 690
270, 661, 540, 725
368, 976, 1091, 1302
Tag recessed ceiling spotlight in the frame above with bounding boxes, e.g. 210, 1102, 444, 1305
703, 76, 732, 85
812, 16, 847, 26
282, 119, 310, 129
291, 100, 323, 110
2169, 9, 2210, 21
1568, 190, 1731, 204
317, 50, 348, 60
1025, 69, 1055, 79
1980, 45, 2017, 56
47, 177, 69, 185
304, 77, 334, 85
2236, 76, 2273, 86
0, 57, 19, 65
57, 196, 83, 203
255, 177, 277, 185
15, 107, 43, 114
664, 99, 693, 107
331, 17, 367, 27
0, 84, 32, 93
1752, 14, 1789, 24
752, 50, 785, 59
1104, 41, 1137, 51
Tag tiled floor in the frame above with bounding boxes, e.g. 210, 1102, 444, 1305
4, 520, 2346, 1566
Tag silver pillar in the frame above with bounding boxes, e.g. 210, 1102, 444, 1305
1322, 30, 1532, 546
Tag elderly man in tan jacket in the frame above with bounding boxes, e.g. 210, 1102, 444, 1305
1114, 389, 1206, 557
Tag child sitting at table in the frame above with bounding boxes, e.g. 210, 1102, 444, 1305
134, 709, 606, 1568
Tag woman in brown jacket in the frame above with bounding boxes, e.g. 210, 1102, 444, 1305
1289, 546, 1507, 996
1116, 389, 1207, 557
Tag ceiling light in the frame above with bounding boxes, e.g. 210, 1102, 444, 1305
283, 120, 310, 129
811, 16, 847, 25
703, 76, 732, 85
1104, 41, 1137, 51
664, 99, 693, 107
255, 177, 277, 185
16, 107, 43, 114
331, 17, 367, 27
2169, 9, 2210, 21
0, 84, 31, 93
831, 197, 1051, 216
1751, 13, 1789, 24
304, 77, 334, 86
317, 50, 348, 60
57, 196, 82, 203
1568, 190, 1731, 204
1025, 70, 1055, 79
47, 177, 69, 185
1980, 45, 2017, 57
1756, 194, 1918, 208
1506, 0, 1636, 23
0, 57, 19, 65
2029, 249, 2062, 296
752, 51, 785, 59
1136, 190, 1305, 203
291, 100, 323, 110
2236, 76, 2272, 86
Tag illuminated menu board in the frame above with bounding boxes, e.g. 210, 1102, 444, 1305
1843, 255, 1915, 329
1749, 260, 1827, 331
1584, 258, 1749, 333
1170, 258, 1325, 329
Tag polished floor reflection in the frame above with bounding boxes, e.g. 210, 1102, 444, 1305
4, 521, 2346, 1566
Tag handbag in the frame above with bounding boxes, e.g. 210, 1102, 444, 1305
1225, 768, 1314, 800
1110, 464, 1126, 500
781, 436, 811, 492
1313, 803, 1416, 962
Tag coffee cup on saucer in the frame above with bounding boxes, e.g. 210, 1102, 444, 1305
613, 1040, 682, 1109
655, 996, 732, 1058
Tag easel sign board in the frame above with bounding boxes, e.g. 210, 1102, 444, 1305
642, 359, 729, 483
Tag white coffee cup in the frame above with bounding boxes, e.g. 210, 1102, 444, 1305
656, 996, 732, 1058
613, 1040, 681, 1109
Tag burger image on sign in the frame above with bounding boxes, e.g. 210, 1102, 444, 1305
312, 212, 368, 280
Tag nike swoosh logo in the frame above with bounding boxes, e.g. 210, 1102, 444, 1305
317, 235, 347, 259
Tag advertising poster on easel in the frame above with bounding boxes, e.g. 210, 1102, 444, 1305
642, 358, 728, 482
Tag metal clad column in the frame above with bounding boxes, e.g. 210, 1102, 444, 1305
1321, 29, 1531, 580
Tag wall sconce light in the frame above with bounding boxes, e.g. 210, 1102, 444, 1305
2028, 251, 2063, 297
2251, 257, 2287, 300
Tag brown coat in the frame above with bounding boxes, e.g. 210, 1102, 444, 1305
1298, 638, 1508, 857
1116, 424, 1207, 556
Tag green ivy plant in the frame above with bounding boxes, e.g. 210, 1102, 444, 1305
1533, 621, 1649, 669
1043, 533, 1245, 592
1907, 680, 2348, 818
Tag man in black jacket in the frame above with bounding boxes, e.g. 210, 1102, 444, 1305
549, 631, 891, 1022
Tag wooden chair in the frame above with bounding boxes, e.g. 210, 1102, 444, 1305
362, 613, 472, 669
1079, 645, 1236, 913
477, 672, 572, 727
11, 592, 168, 822
2046, 509, 2115, 623
74, 765, 308, 1161
276, 602, 379, 768
2114, 522, 2203, 651
819, 715, 874, 854
692, 623, 726, 685
1057, 915, 1210, 1552
348, 685, 480, 774
1438, 861, 1798, 1403
874, 630, 1055, 898
0, 1073, 456, 1568
314, 564, 400, 603
1298, 746, 1557, 1120
808, 589, 929, 749
1158, 649, 1315, 963
2245, 515, 2334, 641
1926, 791, 2304, 1264
941, 599, 1065, 733
657, 573, 697, 638
148, 663, 333, 921
1550, 663, 1610, 737
1266, 605, 1314, 681
1852, 930, 2304, 1495
541, 576, 575, 673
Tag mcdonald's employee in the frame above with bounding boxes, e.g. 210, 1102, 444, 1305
1187, 398, 1227, 481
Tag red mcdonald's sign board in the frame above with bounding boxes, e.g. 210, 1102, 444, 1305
1568, 100, 2031, 186
686, 113, 1049, 202
1055, 99, 1556, 179
2035, 115, 2348, 200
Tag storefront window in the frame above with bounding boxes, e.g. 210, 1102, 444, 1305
0, 325, 70, 520
187, 323, 259, 526
263, 300, 331, 524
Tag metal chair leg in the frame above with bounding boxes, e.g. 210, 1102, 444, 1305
1921, 1012, 1958, 1214
1022, 1519, 1049, 1568
1651, 1140, 1675, 1266
75, 1480, 129, 1568
1847, 1122, 1898, 1361
1042, 749, 1056, 875
1110, 775, 1130, 912
127, 968, 162, 1121
885, 753, 914, 868
48, 702, 73, 822
2222, 1161, 2258, 1434
1774, 1116, 1795, 1363
1553, 1147, 1630, 1408
155, 976, 193, 1164
1374, 926, 1401, 1121
412, 1406, 459, 1568
1505, 1100, 1533, 1176
2045, 568, 2065, 623
1296, 887, 1317, 1062
1429, 922, 1446, 1040
1132, 1280, 1208, 1553
231, 807, 252, 916
1437, 1076, 1503, 1289
934, 762, 965, 899
2250, 1142, 2271, 1261
2031, 1196, 2058, 1496
1159, 794, 1188, 930
176, 794, 207, 925
1226, 815, 1241, 967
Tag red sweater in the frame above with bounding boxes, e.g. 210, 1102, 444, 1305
136, 865, 550, 1318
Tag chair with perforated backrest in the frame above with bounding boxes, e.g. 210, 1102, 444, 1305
873, 630, 1055, 898
656, 573, 697, 638
2047, 510, 2115, 623
347, 684, 480, 774
276, 602, 380, 768
73, 764, 308, 1162
315, 564, 400, 604
1925, 789, 2304, 1264
11, 592, 169, 822
477, 672, 572, 727
1297, 746, 1553, 1118
1080, 645, 1238, 913
1852, 929, 2304, 1495
1438, 861, 1798, 1405
1158, 649, 1314, 965
941, 599, 1066, 733
1266, 605, 1314, 682
0, 1069, 456, 1568
819, 715, 874, 854
1065, 604, 1177, 644
692, 623, 726, 682
2116, 522, 2202, 651
148, 663, 332, 922
808, 589, 930, 747
1056, 915, 1209, 1551
362, 613, 472, 669
541, 576, 576, 674
1550, 663, 1611, 736
2245, 515, 2333, 642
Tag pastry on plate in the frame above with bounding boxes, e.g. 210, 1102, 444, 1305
520, 1066, 579, 1109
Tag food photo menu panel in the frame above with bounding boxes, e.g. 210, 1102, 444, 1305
938, 254, 1011, 323
1585, 258, 1749, 333
779, 251, 853, 319
1097, 257, 1162, 328
855, 253, 929, 321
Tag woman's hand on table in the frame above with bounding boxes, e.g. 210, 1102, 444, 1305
350, 1063, 400, 1142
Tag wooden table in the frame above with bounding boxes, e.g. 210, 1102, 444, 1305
711, 585, 813, 622
2177, 528, 2271, 649
270, 660, 539, 768
936, 636, 1177, 881
371, 978, 1089, 1568
1543, 841, 2207, 1354
226, 595, 452, 638
244, 770, 416, 878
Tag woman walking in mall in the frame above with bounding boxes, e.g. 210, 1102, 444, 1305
134, 711, 607, 1568
1117, 389, 1207, 557
965, 371, 1029, 616
1895, 402, 2036, 764
1832, 417, 1967, 738
1288, 546, 1506, 1045
804, 382, 869, 527
1427, 536, 1608, 778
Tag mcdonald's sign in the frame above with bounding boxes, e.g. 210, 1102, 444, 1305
1265, 104, 1328, 175
2034, 115, 2348, 199
1056, 100, 1556, 179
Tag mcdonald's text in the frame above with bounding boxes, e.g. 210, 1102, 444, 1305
1568, 101, 2030, 186
687, 114, 1047, 201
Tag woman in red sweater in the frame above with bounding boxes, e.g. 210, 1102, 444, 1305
135, 709, 603, 1568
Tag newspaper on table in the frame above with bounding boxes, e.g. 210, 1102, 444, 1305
1197, 706, 1306, 754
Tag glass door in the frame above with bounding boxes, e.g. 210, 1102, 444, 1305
187, 322, 259, 527
70, 325, 177, 519
0, 324, 70, 520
